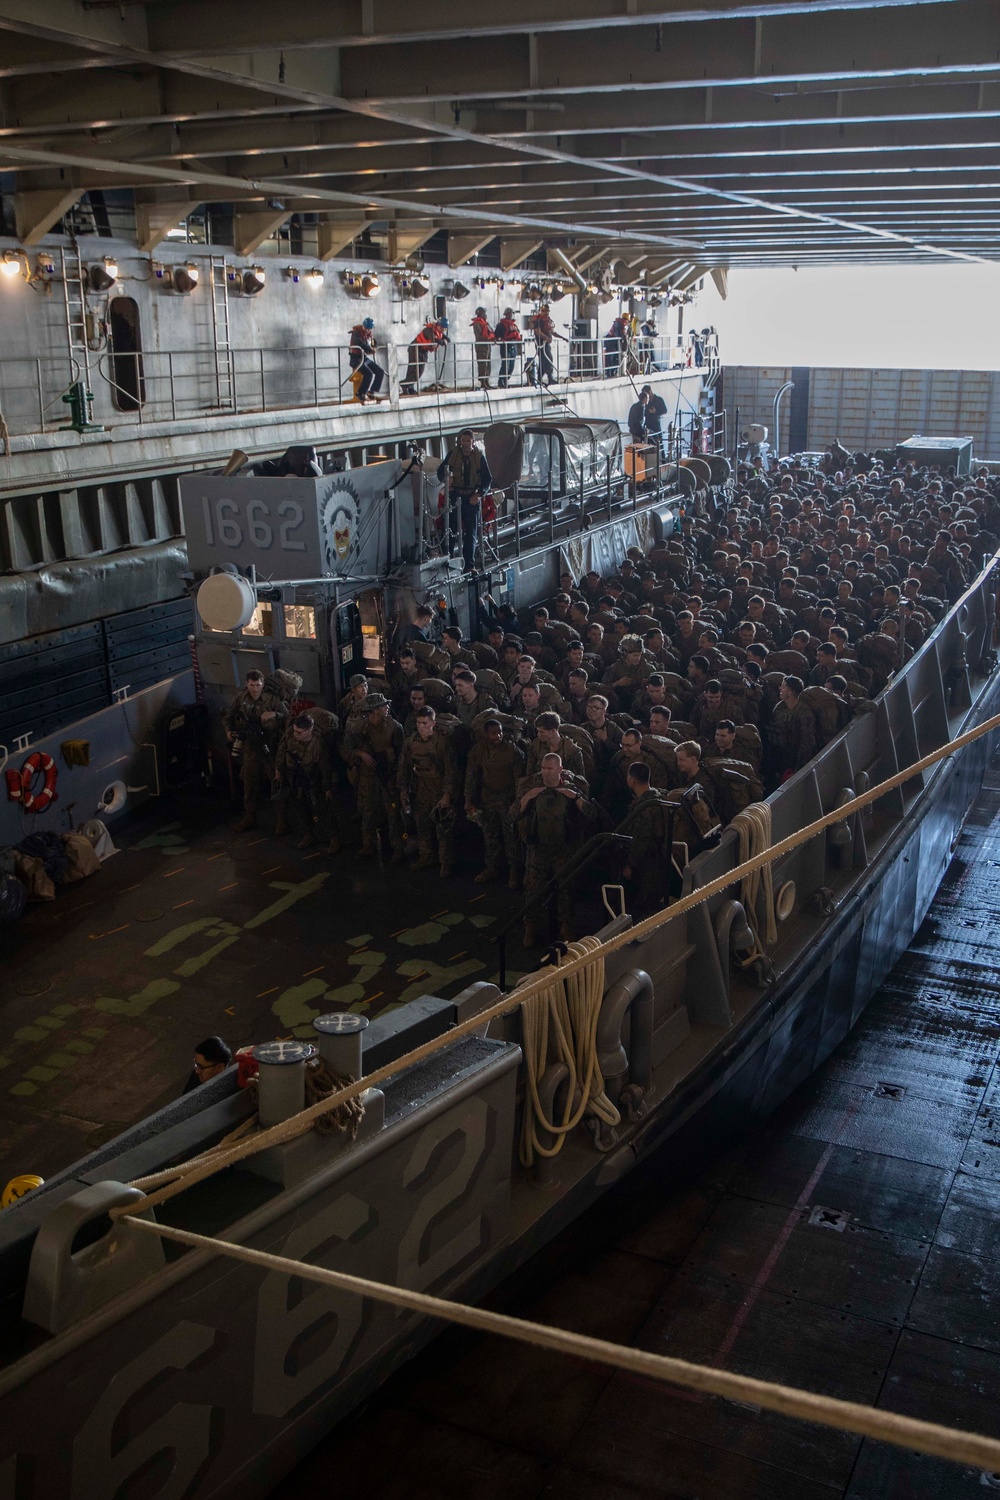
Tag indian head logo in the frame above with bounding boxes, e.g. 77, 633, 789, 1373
320, 477, 361, 573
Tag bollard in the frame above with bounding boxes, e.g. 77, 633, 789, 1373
252, 1040, 316, 1127
313, 1013, 368, 1079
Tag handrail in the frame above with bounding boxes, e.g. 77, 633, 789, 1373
0, 333, 717, 441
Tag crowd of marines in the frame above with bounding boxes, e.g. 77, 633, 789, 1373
226, 447, 1000, 946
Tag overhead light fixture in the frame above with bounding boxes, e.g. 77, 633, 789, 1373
242, 265, 266, 296
647, 294, 663, 310
33, 250, 56, 283
409, 274, 430, 297
549, 285, 566, 302
451, 280, 470, 299
89, 257, 118, 292
1, 249, 26, 280
360, 273, 380, 298
305, 267, 324, 289
172, 262, 200, 295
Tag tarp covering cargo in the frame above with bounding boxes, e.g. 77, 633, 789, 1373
485, 419, 622, 497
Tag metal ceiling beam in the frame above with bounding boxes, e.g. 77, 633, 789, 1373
142, 0, 974, 54
336, 2, 1000, 104
0, 140, 706, 252
0, 3, 992, 266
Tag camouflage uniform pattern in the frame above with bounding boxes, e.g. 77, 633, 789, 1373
397, 728, 459, 870
465, 736, 525, 876
226, 686, 287, 811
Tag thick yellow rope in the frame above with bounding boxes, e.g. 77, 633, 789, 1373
126, 1216, 1000, 1474
731, 801, 778, 949
117, 705, 1000, 1217
518, 936, 619, 1167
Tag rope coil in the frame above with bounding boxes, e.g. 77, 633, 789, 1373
731, 801, 778, 951
518, 937, 619, 1166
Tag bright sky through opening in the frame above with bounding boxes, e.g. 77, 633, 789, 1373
700, 265, 1000, 370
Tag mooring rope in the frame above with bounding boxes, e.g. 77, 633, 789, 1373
731, 801, 778, 950
125, 1216, 1000, 1473
116, 705, 1000, 1217
517, 935, 619, 1167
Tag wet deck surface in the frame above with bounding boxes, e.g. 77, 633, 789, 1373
272, 758, 1000, 1500
0, 796, 529, 1180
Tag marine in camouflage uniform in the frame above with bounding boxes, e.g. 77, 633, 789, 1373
225, 670, 287, 830
343, 694, 405, 859
511, 754, 599, 946
397, 708, 459, 875
274, 714, 332, 849
465, 719, 525, 887
619, 767, 672, 918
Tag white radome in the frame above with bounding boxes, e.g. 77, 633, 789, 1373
197, 572, 257, 632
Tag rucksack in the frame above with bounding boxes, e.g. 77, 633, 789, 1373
701, 757, 764, 823
799, 685, 843, 745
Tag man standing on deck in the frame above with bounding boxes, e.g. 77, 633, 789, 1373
343, 694, 405, 860
494, 307, 522, 387
471, 306, 495, 389
621, 762, 671, 917
226, 669, 287, 831
401, 316, 448, 396
512, 752, 599, 946
466, 719, 526, 888
437, 429, 492, 571
397, 706, 458, 875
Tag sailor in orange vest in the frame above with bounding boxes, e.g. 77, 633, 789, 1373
471, 305, 495, 389
494, 307, 522, 387
348, 317, 385, 402
604, 312, 631, 377
401, 317, 449, 395
528, 303, 565, 388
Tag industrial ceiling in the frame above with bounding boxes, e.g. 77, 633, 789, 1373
1, 0, 998, 276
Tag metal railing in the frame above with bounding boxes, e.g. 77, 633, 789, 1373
0, 332, 719, 440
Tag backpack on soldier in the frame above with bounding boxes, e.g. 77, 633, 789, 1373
731, 723, 762, 771
411, 639, 450, 675
665, 784, 721, 855
639, 733, 679, 786
700, 757, 764, 823
474, 667, 509, 705
799, 684, 843, 746
560, 722, 597, 782
419, 677, 456, 711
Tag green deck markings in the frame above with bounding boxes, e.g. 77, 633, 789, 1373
347, 950, 386, 986
131, 823, 189, 855
394, 956, 485, 1004
24, 1066, 58, 1083
322, 983, 365, 1009
9, 1082, 37, 1097
13, 1026, 48, 1044
95, 977, 181, 1017
64, 1040, 95, 1055
50, 1004, 78, 1017
43, 1053, 78, 1070
0, 1056, 10, 1071
242, 873, 330, 930
145, 916, 225, 956
82, 1027, 107, 1039
271, 977, 329, 1030
174, 934, 240, 977
346, 934, 373, 947
468, 914, 496, 928
395, 921, 450, 946
35, 1016, 65, 1031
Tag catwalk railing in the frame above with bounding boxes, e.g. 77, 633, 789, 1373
0, 332, 718, 440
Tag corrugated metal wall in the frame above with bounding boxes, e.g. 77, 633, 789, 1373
721, 366, 1000, 459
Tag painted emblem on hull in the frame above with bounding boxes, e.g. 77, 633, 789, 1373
320, 478, 361, 573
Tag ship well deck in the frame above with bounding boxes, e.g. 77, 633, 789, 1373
0, 794, 533, 1179
268, 750, 1000, 1500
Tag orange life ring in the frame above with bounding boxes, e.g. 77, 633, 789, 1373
18, 752, 58, 814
